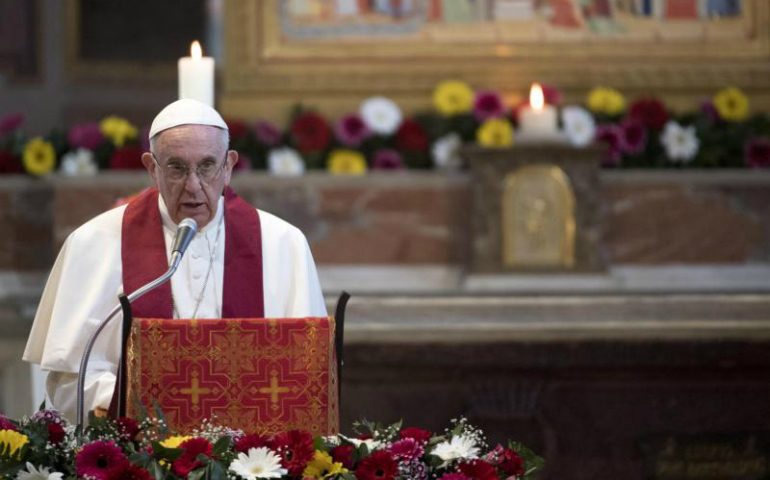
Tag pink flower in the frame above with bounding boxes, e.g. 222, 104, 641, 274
233, 154, 253, 172
389, 437, 424, 461
335, 113, 371, 147
542, 84, 563, 106
473, 91, 505, 121
744, 137, 770, 168
75, 440, 130, 480
700, 100, 720, 122
256, 120, 282, 146
68, 122, 104, 150
0, 413, 18, 431
372, 149, 405, 170
620, 118, 648, 155
0, 113, 24, 135
595, 123, 624, 166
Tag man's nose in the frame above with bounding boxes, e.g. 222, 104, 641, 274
183, 170, 203, 192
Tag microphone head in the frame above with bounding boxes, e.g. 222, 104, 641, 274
178, 218, 198, 234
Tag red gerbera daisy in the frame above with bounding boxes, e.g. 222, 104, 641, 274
395, 118, 429, 152
458, 459, 500, 480
116, 417, 140, 442
399, 427, 432, 444
355, 450, 399, 480
269, 430, 315, 477
235, 433, 271, 454
47, 422, 65, 444
439, 474, 472, 480
110, 145, 144, 170
110, 464, 153, 480
172, 437, 213, 478
331, 444, 355, 469
75, 440, 130, 480
291, 112, 332, 153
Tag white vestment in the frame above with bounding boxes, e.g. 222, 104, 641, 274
23, 195, 327, 422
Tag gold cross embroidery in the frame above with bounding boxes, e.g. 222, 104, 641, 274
259, 373, 290, 404
180, 377, 211, 405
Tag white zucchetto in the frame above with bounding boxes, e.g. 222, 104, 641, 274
149, 98, 228, 139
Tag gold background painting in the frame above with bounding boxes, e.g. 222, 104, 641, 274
221, 0, 770, 123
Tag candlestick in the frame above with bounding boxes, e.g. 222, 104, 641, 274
518, 83, 561, 141
178, 41, 215, 107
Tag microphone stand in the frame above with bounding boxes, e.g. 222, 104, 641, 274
75, 251, 185, 428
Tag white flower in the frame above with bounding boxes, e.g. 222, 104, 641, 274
360, 96, 402, 135
432, 435, 480, 467
431, 133, 463, 170
267, 147, 305, 177
16, 462, 64, 480
228, 447, 287, 480
660, 120, 699, 163
60, 148, 97, 176
561, 106, 596, 147
339, 434, 382, 451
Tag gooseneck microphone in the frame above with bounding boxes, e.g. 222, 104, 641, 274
76, 218, 198, 427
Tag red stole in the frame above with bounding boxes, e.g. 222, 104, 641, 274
121, 187, 264, 318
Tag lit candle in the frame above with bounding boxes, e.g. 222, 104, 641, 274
518, 83, 559, 140
178, 41, 215, 107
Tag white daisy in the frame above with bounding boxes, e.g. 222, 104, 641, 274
431, 435, 480, 467
561, 105, 596, 147
60, 148, 97, 176
660, 120, 699, 163
360, 96, 403, 135
228, 447, 287, 480
431, 133, 463, 170
16, 462, 64, 480
267, 147, 305, 177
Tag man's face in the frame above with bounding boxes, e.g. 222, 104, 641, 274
141, 124, 237, 229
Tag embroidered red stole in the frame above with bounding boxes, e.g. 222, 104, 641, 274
121, 186, 264, 318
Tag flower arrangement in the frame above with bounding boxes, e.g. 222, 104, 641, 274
0, 410, 543, 480
1, 83, 767, 178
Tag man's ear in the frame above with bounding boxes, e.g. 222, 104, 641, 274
223, 150, 239, 185
141, 152, 158, 183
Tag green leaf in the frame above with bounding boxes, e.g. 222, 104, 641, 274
204, 460, 227, 480
211, 436, 231, 457
313, 435, 326, 452
152, 398, 169, 436
188, 469, 206, 480
150, 441, 185, 462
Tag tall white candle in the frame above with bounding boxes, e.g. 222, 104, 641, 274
518, 83, 558, 139
178, 41, 215, 107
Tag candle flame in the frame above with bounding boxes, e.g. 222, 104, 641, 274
530, 83, 545, 111
191, 41, 202, 60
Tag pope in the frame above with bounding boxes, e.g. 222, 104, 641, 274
22, 99, 327, 422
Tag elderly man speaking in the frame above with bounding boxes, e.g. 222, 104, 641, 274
23, 99, 327, 422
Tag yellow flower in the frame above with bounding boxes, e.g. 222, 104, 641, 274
476, 118, 514, 148
713, 87, 749, 121
160, 435, 192, 449
433, 80, 475, 116
586, 87, 626, 116
0, 429, 29, 459
22, 137, 56, 176
327, 149, 367, 175
302, 451, 347, 479
100, 116, 138, 147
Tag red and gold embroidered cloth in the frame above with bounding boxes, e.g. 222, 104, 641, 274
125, 317, 338, 436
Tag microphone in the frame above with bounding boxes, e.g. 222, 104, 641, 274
172, 218, 198, 255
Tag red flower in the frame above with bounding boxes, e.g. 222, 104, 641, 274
0, 414, 18, 431
75, 440, 130, 480
629, 99, 669, 131
110, 146, 144, 170
439, 474, 472, 480
110, 464, 152, 480
0, 113, 24, 135
235, 433, 271, 453
47, 422, 65, 444
256, 120, 282, 146
269, 430, 315, 477
291, 112, 332, 153
331, 444, 355, 469
744, 137, 770, 168
114, 417, 139, 442
0, 151, 23, 174
498, 448, 524, 476
595, 124, 623, 166
396, 118, 429, 152
458, 459, 500, 480
355, 450, 399, 480
399, 427, 432, 443
542, 84, 563, 106
389, 438, 424, 461
620, 118, 648, 155
172, 437, 213, 478
226, 119, 250, 140
473, 91, 505, 121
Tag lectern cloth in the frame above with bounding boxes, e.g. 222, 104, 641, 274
23, 191, 327, 422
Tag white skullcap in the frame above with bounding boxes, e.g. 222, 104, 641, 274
149, 98, 228, 139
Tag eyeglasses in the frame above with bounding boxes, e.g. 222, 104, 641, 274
152, 152, 227, 183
